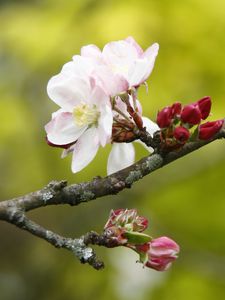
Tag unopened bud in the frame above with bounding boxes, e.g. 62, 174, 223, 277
136, 236, 180, 271
157, 107, 173, 128
173, 126, 190, 144
196, 96, 211, 120
199, 119, 224, 140
181, 104, 202, 125
171, 102, 182, 116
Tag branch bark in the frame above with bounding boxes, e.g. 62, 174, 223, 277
0, 126, 225, 269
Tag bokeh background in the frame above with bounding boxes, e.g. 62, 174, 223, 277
0, 0, 225, 299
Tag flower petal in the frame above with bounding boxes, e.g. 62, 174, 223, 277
137, 117, 159, 153
143, 43, 159, 60
142, 116, 159, 136
81, 44, 102, 61
98, 104, 113, 146
72, 127, 99, 173
107, 143, 135, 175
45, 111, 87, 145
125, 36, 144, 56
91, 66, 129, 96
47, 74, 91, 111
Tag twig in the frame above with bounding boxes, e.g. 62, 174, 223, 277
0, 125, 224, 269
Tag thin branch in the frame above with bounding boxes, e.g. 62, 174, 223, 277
0, 126, 224, 269
1, 127, 224, 215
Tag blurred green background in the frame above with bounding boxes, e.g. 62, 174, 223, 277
0, 0, 225, 299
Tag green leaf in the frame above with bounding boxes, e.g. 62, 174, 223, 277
123, 232, 152, 244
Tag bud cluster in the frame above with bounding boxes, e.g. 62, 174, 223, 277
104, 208, 179, 271
156, 96, 224, 149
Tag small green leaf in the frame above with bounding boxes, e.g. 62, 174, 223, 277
123, 232, 152, 244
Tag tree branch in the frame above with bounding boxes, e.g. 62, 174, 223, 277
0, 125, 224, 269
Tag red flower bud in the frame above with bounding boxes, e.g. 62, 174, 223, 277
181, 104, 202, 125
157, 107, 173, 128
171, 102, 182, 117
173, 126, 190, 144
196, 96, 211, 120
199, 119, 224, 140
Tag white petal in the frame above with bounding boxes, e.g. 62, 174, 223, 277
143, 43, 159, 60
128, 59, 151, 86
91, 65, 129, 96
45, 111, 87, 145
47, 74, 90, 111
142, 116, 159, 136
107, 143, 135, 175
103, 40, 138, 80
136, 117, 159, 153
98, 104, 113, 146
125, 36, 144, 56
81, 44, 102, 61
72, 127, 99, 173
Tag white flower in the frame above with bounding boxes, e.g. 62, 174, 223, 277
45, 37, 160, 174
45, 74, 113, 173
81, 36, 159, 89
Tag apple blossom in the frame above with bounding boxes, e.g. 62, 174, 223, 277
81, 36, 159, 89
45, 75, 113, 173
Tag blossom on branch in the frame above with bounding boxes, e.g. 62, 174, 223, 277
81, 36, 159, 89
45, 37, 159, 174
103, 209, 180, 271
45, 78, 113, 173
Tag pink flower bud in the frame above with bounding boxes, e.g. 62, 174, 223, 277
104, 209, 148, 232
145, 236, 180, 271
199, 119, 224, 140
173, 126, 190, 144
104, 209, 149, 246
181, 104, 202, 125
157, 107, 173, 128
196, 96, 211, 120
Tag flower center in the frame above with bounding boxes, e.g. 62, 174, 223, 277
73, 103, 100, 127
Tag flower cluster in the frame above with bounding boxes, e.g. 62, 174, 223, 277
156, 96, 224, 149
45, 37, 159, 174
104, 209, 179, 271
